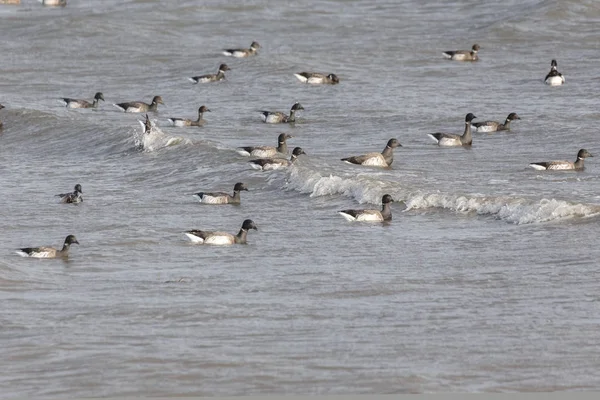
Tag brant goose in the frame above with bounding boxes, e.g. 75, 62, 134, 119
16, 235, 79, 258
428, 113, 477, 146
529, 149, 593, 171
185, 219, 258, 245
194, 182, 248, 205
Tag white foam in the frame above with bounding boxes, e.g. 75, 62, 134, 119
285, 165, 600, 225
133, 118, 190, 152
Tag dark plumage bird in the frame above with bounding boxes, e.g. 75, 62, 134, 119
294, 72, 340, 84
185, 219, 258, 245
428, 113, 477, 147
529, 149, 593, 171
61, 92, 104, 109
237, 133, 293, 158
248, 147, 306, 170
189, 64, 230, 83
544, 59, 565, 86
443, 44, 480, 61
472, 112, 521, 133
222, 41, 261, 58
341, 138, 402, 168
168, 105, 210, 127
194, 182, 248, 205
16, 235, 79, 258
338, 194, 394, 222
260, 102, 304, 124
113, 96, 164, 113
56, 184, 83, 204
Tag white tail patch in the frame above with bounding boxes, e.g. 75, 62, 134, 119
184, 233, 205, 244
529, 163, 548, 171
204, 234, 235, 245
249, 162, 265, 170
236, 148, 252, 157
293, 74, 308, 83
338, 211, 357, 222
427, 133, 441, 143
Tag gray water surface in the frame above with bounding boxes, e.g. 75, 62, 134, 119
1, 0, 600, 397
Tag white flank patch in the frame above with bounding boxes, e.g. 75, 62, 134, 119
361, 156, 387, 167
307, 77, 324, 84
356, 212, 383, 222
442, 52, 452, 59
15, 250, 31, 257
546, 76, 564, 86
199, 195, 226, 205
169, 118, 187, 127
204, 235, 234, 245
475, 124, 495, 133
251, 149, 274, 158
547, 162, 573, 170
438, 136, 460, 147
262, 162, 285, 171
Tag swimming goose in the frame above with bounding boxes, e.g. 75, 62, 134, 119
185, 219, 258, 245
443, 44, 480, 61
544, 59, 565, 86
428, 113, 477, 147
189, 64, 230, 83
61, 92, 104, 109
194, 182, 248, 205
529, 149, 593, 171
222, 41, 261, 58
341, 138, 402, 167
294, 72, 340, 85
237, 133, 293, 158
472, 112, 521, 133
114, 96, 164, 113
168, 105, 210, 127
339, 194, 394, 222
260, 102, 304, 124
249, 147, 306, 170
16, 235, 79, 258
57, 184, 83, 204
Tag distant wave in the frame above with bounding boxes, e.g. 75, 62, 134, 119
286, 165, 600, 225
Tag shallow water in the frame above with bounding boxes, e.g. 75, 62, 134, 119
1, 0, 600, 397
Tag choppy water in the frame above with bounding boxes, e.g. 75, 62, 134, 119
1, 0, 600, 397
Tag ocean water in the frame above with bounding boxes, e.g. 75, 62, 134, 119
1, 0, 600, 397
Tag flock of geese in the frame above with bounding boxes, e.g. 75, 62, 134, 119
6, 40, 591, 258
